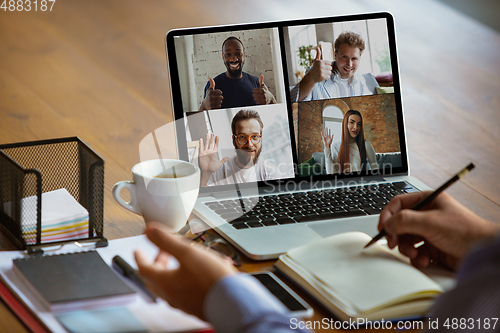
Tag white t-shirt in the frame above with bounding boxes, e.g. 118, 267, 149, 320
324, 140, 378, 174
207, 156, 282, 186
337, 78, 350, 98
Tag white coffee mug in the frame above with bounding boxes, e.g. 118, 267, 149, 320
112, 159, 200, 231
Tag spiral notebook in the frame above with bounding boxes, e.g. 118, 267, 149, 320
12, 251, 137, 313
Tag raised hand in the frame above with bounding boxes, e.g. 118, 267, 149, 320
198, 133, 229, 186
252, 74, 276, 105
199, 78, 223, 111
321, 127, 334, 149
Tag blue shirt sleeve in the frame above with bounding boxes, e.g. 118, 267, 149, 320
204, 273, 312, 333
427, 235, 500, 332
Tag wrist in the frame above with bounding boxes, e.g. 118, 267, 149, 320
199, 100, 208, 111
200, 172, 212, 187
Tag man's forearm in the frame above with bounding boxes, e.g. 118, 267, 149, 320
298, 74, 316, 101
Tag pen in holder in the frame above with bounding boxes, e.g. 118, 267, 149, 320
0, 137, 107, 253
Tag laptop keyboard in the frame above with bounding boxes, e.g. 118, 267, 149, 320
204, 181, 420, 230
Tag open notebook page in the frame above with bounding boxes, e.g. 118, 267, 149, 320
285, 232, 443, 313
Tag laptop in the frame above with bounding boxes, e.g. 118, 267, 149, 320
164, 12, 432, 260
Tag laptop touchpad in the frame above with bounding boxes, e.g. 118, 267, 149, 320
307, 216, 379, 238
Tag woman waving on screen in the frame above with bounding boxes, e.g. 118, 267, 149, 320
321, 110, 378, 174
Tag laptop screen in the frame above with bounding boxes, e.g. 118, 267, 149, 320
166, 12, 407, 192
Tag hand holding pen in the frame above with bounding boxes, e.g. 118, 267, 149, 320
366, 163, 500, 270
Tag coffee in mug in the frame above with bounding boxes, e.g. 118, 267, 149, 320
153, 172, 188, 179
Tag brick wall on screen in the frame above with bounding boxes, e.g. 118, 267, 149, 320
297, 94, 400, 164
192, 29, 276, 106
297, 100, 325, 163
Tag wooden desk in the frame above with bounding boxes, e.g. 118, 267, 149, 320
1, 0, 499, 331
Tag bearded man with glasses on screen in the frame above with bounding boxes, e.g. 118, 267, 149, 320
198, 109, 282, 187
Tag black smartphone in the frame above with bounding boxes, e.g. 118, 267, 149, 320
252, 272, 313, 318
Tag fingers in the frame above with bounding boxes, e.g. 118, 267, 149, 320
322, 128, 333, 139
135, 249, 158, 275
204, 133, 211, 152
377, 192, 439, 247
221, 156, 230, 164
134, 249, 149, 270
202, 133, 219, 152
315, 46, 322, 61
205, 78, 222, 109
134, 249, 171, 287
198, 138, 204, 154
321, 128, 334, 147
252, 86, 267, 105
397, 234, 424, 259
199, 134, 223, 161
259, 74, 264, 87
154, 250, 170, 265
209, 89, 223, 109
213, 134, 219, 151
144, 222, 193, 261
410, 243, 433, 269
322, 128, 328, 140
384, 209, 440, 245
378, 191, 432, 230
134, 249, 176, 300
308, 47, 331, 83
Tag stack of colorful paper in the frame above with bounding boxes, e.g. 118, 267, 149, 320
20, 188, 90, 245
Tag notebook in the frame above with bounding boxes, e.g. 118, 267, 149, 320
12, 251, 136, 312
164, 12, 432, 260
274, 232, 449, 321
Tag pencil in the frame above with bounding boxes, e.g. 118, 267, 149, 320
364, 162, 475, 249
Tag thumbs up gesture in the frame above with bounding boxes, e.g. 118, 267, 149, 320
307, 46, 333, 83
296, 46, 333, 101
200, 78, 223, 111
252, 74, 277, 105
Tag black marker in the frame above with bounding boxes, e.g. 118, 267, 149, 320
112, 255, 156, 302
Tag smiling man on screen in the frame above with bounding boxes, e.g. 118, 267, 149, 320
291, 31, 373, 102
199, 37, 276, 111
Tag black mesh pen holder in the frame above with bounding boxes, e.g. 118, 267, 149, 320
0, 137, 107, 252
